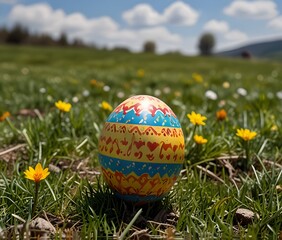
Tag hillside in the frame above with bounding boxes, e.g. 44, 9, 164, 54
0, 44, 280, 76
217, 39, 282, 60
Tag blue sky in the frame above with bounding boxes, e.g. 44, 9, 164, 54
1, 0, 282, 54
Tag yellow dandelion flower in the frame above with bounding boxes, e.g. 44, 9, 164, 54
137, 69, 145, 78
216, 109, 227, 121
100, 101, 113, 112
90, 79, 104, 88
24, 163, 50, 183
187, 111, 207, 126
236, 128, 257, 141
174, 91, 182, 97
90, 79, 97, 85
271, 125, 278, 131
55, 100, 72, 112
222, 81, 230, 89
194, 135, 208, 144
0, 111, 11, 121
192, 73, 203, 83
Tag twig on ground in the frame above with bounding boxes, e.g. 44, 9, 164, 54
218, 159, 236, 179
196, 165, 225, 184
263, 160, 282, 169
215, 155, 240, 161
0, 144, 27, 157
217, 158, 241, 183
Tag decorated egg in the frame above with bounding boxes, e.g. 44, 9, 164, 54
98, 95, 185, 203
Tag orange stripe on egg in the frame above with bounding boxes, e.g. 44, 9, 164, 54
101, 167, 177, 197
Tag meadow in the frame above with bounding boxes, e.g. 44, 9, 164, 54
0, 44, 282, 239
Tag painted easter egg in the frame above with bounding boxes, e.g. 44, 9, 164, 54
98, 95, 185, 203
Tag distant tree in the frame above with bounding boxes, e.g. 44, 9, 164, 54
0, 27, 8, 43
198, 33, 215, 56
143, 41, 156, 53
57, 32, 68, 46
6, 24, 29, 44
39, 34, 56, 46
72, 38, 85, 47
27, 33, 55, 46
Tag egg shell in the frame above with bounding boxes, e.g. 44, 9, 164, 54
98, 95, 185, 203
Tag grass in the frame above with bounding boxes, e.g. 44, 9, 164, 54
0, 44, 282, 239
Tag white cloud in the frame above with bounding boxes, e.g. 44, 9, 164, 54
202, 19, 248, 51
8, 3, 119, 39
87, 26, 182, 53
122, 2, 199, 27
163, 2, 199, 26
202, 19, 248, 46
224, 30, 248, 42
224, 0, 278, 19
203, 20, 229, 33
122, 4, 163, 27
114, 27, 182, 53
7, 3, 183, 53
268, 16, 282, 30
9, 3, 66, 37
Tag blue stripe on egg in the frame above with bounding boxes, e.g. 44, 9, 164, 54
98, 154, 182, 178
106, 109, 181, 128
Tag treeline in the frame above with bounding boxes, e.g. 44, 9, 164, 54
0, 24, 87, 47
0, 24, 170, 54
